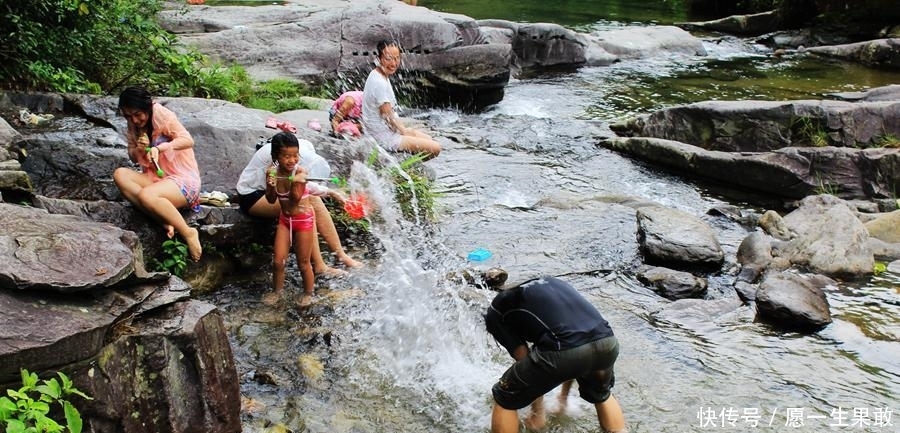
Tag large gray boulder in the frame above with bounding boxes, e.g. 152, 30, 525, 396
587, 25, 707, 60
776, 194, 874, 277
160, 1, 709, 109
636, 205, 724, 270
162, 0, 511, 109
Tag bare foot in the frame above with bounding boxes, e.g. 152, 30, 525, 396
297, 293, 313, 308
524, 410, 546, 431
556, 379, 575, 415
183, 227, 202, 261
262, 291, 284, 306
315, 266, 348, 278
551, 395, 569, 416
164, 224, 175, 239
553, 380, 573, 416
338, 254, 363, 268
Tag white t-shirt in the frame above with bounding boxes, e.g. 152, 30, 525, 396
235, 139, 331, 195
361, 68, 397, 139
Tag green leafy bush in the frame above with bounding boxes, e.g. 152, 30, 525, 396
0, 0, 252, 99
151, 238, 189, 277
0, 369, 92, 433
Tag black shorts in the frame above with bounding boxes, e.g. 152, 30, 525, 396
492, 335, 619, 410
237, 190, 266, 214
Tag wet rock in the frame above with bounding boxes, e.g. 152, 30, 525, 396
806, 38, 900, 70
755, 272, 833, 332
611, 97, 900, 151
76, 299, 241, 433
736, 231, 775, 283
777, 194, 874, 277
827, 84, 900, 102
707, 205, 760, 229
758, 209, 793, 240
0, 276, 188, 383
600, 136, 900, 201
677, 10, 780, 36
636, 265, 708, 300
733, 281, 758, 302
0, 203, 147, 292
636, 205, 725, 270
863, 209, 900, 243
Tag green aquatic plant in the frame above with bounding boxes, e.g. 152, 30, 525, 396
151, 238, 189, 277
0, 369, 92, 433
873, 261, 887, 275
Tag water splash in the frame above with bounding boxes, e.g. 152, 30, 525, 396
332, 146, 505, 430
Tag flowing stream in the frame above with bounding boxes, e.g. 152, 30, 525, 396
205, 3, 900, 432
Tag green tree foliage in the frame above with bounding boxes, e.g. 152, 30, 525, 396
0, 0, 250, 98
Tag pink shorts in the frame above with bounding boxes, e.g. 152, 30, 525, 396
279, 211, 315, 232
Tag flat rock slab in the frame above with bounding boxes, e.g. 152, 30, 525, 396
0, 203, 140, 292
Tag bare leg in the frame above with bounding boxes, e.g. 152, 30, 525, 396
595, 395, 625, 433
491, 403, 520, 433
251, 195, 357, 273
524, 396, 546, 430
295, 224, 315, 307
307, 209, 332, 274
399, 130, 441, 159
247, 197, 280, 219
554, 379, 574, 415
115, 168, 201, 260
311, 196, 361, 269
264, 223, 290, 306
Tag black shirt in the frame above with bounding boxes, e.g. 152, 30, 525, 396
484, 276, 614, 356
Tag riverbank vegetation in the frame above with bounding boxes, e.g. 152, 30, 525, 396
0, 0, 320, 109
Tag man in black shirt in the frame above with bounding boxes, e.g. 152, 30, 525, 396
484, 276, 625, 433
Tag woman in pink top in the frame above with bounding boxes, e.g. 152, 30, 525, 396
113, 86, 203, 261
329, 90, 364, 137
